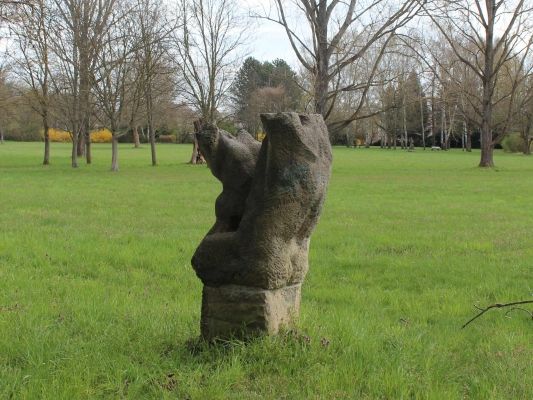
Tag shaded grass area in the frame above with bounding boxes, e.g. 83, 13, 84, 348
0, 142, 532, 399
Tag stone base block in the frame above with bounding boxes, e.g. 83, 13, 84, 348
200, 284, 301, 340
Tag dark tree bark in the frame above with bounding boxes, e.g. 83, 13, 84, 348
43, 118, 50, 165
71, 135, 79, 168
524, 137, 532, 155
420, 95, 426, 150
190, 119, 205, 164
133, 126, 140, 148
431, 83, 436, 147
111, 135, 119, 172
83, 121, 91, 164
146, 85, 157, 166
479, 1, 496, 167
80, 66, 92, 164
149, 124, 157, 166
77, 134, 84, 157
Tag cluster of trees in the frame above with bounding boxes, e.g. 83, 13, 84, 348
2, 0, 245, 171
1, 0, 533, 169
231, 58, 302, 138
262, 0, 533, 166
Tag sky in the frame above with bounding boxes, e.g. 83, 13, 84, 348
247, 22, 296, 64
237, 0, 298, 65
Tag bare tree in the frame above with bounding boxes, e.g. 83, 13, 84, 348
92, 2, 135, 171
0, 0, 33, 23
258, 0, 422, 133
0, 65, 15, 144
422, 0, 533, 167
10, 0, 52, 164
174, 0, 246, 163
513, 70, 533, 154
134, 0, 174, 166
49, 0, 117, 167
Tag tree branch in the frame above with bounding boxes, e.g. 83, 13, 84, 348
462, 300, 533, 329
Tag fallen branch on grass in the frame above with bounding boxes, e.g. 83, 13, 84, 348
462, 300, 533, 329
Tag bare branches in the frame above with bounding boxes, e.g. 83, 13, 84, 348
256, 0, 422, 127
462, 300, 533, 329
420, 0, 533, 166
8, 0, 53, 164
173, 0, 247, 123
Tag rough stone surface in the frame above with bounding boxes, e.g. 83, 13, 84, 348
201, 284, 301, 339
192, 112, 332, 339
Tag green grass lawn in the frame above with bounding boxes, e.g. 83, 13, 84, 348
1, 142, 532, 399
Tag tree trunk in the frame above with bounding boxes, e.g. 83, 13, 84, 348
314, 9, 329, 116
190, 119, 205, 164
523, 136, 531, 155
77, 133, 85, 157
402, 96, 407, 150
71, 135, 79, 168
149, 125, 157, 166
479, 102, 494, 166
111, 135, 119, 171
43, 120, 50, 165
479, 0, 495, 167
144, 73, 157, 165
440, 104, 445, 150
479, 134, 494, 166
146, 88, 157, 166
431, 77, 436, 147
420, 95, 426, 150
79, 56, 92, 165
133, 126, 140, 148
0, 127, 4, 144
462, 120, 466, 151
84, 126, 91, 164
190, 136, 200, 164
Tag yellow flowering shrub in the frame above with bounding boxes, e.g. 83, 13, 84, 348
47, 128, 71, 142
91, 129, 112, 143
45, 128, 113, 143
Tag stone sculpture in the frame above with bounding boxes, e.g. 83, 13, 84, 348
192, 112, 332, 339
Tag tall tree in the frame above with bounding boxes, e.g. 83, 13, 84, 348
515, 76, 533, 155
174, 0, 246, 163
260, 0, 422, 132
423, 0, 533, 167
134, 0, 173, 166
11, 0, 53, 164
231, 57, 302, 134
92, 2, 135, 171
50, 0, 117, 167
0, 66, 16, 144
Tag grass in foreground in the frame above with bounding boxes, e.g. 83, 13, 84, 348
0, 142, 532, 399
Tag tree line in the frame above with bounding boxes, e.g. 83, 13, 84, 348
1, 0, 532, 169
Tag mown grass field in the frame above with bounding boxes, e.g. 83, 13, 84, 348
1, 142, 532, 399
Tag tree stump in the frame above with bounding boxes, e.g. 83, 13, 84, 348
191, 113, 332, 340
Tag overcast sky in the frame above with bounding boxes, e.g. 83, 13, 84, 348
237, 0, 298, 65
